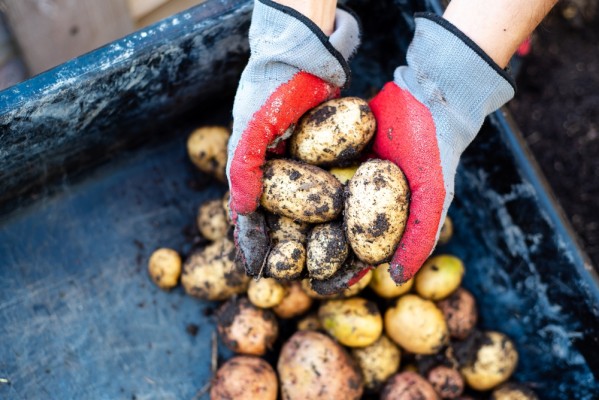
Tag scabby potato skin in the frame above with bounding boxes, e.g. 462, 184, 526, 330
273, 281, 313, 319
261, 159, 344, 223
247, 278, 286, 308
381, 372, 439, 400
491, 383, 539, 400
415, 255, 465, 300
216, 297, 279, 356
319, 297, 383, 347
148, 248, 181, 290
436, 288, 478, 340
181, 238, 249, 300
307, 221, 348, 280
186, 126, 229, 181
278, 330, 363, 400
196, 199, 228, 241
427, 366, 464, 399
345, 159, 410, 264
265, 240, 306, 280
211, 356, 278, 400
290, 97, 376, 166
370, 263, 414, 299
352, 334, 401, 391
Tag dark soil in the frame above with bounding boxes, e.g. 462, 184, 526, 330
509, 5, 599, 268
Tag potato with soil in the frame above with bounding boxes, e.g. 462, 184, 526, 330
216, 297, 278, 356
211, 356, 278, 400
370, 263, 414, 298
319, 297, 383, 347
273, 281, 313, 319
436, 288, 478, 340
148, 248, 181, 290
186, 126, 229, 181
247, 277, 286, 308
491, 383, 539, 400
381, 372, 439, 400
341, 268, 373, 297
352, 334, 401, 391
181, 237, 249, 300
307, 221, 348, 280
266, 213, 310, 244
297, 312, 322, 331
278, 330, 363, 400
290, 97, 376, 166
427, 365, 464, 399
415, 255, 465, 300
261, 159, 344, 223
265, 240, 306, 280
196, 199, 228, 241
345, 159, 410, 264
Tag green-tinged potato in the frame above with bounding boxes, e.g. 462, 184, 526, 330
290, 97, 376, 166
436, 288, 478, 340
216, 297, 278, 356
342, 269, 373, 297
186, 126, 229, 181
148, 248, 181, 290
265, 240, 306, 280
329, 165, 359, 184
352, 335, 401, 391
438, 216, 454, 245
370, 263, 414, 298
261, 159, 343, 223
248, 278, 286, 308
307, 221, 348, 280
222, 191, 232, 225
415, 255, 465, 300
273, 281, 313, 319
491, 383, 539, 400
297, 313, 322, 331
211, 356, 278, 400
319, 297, 383, 347
278, 331, 363, 400
181, 238, 249, 300
385, 294, 448, 354
427, 366, 464, 399
345, 159, 410, 264
381, 372, 439, 400
196, 199, 228, 241
266, 213, 310, 244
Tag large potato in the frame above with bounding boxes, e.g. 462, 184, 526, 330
261, 159, 343, 223
278, 331, 363, 400
307, 222, 348, 280
345, 159, 410, 264
196, 199, 228, 241
352, 335, 401, 391
290, 97, 376, 166
319, 297, 383, 347
186, 126, 229, 181
211, 356, 278, 400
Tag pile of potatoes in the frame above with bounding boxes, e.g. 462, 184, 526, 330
146, 97, 538, 399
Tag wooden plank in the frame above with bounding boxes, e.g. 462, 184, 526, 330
135, 0, 205, 28
1, 0, 134, 75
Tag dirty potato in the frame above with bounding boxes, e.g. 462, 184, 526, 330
352, 335, 401, 391
211, 356, 278, 400
491, 383, 539, 400
319, 297, 383, 347
278, 330, 363, 400
341, 268, 373, 298
196, 199, 228, 241
186, 126, 229, 181
381, 372, 439, 400
427, 366, 464, 399
148, 248, 181, 290
266, 213, 310, 244
415, 255, 465, 300
436, 288, 478, 340
297, 313, 322, 331
273, 281, 313, 319
248, 278, 286, 308
370, 263, 414, 298
265, 240, 306, 280
307, 221, 348, 280
345, 159, 410, 264
301, 279, 336, 300
261, 159, 344, 223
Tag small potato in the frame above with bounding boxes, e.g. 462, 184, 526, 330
278, 331, 363, 400
345, 159, 410, 265
261, 159, 343, 223
211, 356, 277, 400
181, 237, 249, 301
427, 366, 464, 399
290, 97, 376, 166
273, 281, 313, 319
307, 222, 348, 280
248, 278, 286, 308
329, 165, 359, 184
381, 372, 439, 400
352, 335, 401, 391
438, 216, 454, 245
266, 213, 310, 244
385, 294, 448, 355
148, 248, 181, 290
436, 288, 478, 340
297, 313, 322, 331
216, 297, 278, 356
491, 383, 539, 400
196, 199, 228, 241
186, 126, 229, 181
265, 240, 306, 280
319, 297, 383, 347
415, 255, 465, 300
370, 263, 414, 298
342, 269, 373, 298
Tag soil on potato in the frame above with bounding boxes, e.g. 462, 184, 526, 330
509, 6, 599, 269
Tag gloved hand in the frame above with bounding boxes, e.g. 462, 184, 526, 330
226, 0, 360, 273
369, 13, 515, 283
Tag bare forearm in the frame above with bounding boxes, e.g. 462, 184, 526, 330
443, 0, 557, 68
273, 0, 338, 35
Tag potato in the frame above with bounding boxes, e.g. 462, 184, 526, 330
341, 268, 373, 297
345, 159, 410, 264
290, 97, 376, 166
222, 191, 232, 225
436, 288, 478, 340
427, 366, 464, 399
319, 297, 383, 347
307, 221, 348, 280
196, 199, 228, 241
216, 297, 278, 356
265, 240, 306, 280
148, 248, 181, 290
278, 331, 363, 400
309, 258, 371, 297
181, 237, 249, 300
261, 159, 343, 223
248, 278, 286, 308
329, 165, 359, 184
370, 263, 414, 298
211, 356, 277, 400
491, 383, 539, 400
352, 335, 401, 391
415, 255, 465, 300
186, 126, 229, 181
297, 313, 322, 331
266, 213, 310, 244
273, 281, 313, 319
438, 216, 454, 245
385, 294, 448, 354
301, 279, 336, 300
381, 372, 439, 400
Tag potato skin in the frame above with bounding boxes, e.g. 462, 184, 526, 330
148, 248, 181, 290
341, 269, 373, 298
266, 213, 310, 244
491, 383, 539, 400
247, 278, 286, 308
290, 97, 376, 166
261, 159, 344, 223
381, 372, 439, 400
319, 297, 383, 347
273, 281, 313, 319
278, 331, 363, 400
186, 126, 229, 181
427, 366, 464, 399
211, 356, 278, 400
307, 222, 348, 280
352, 335, 401, 391
266, 240, 306, 280
436, 288, 478, 340
415, 255, 465, 300
196, 199, 228, 241
370, 263, 414, 298
345, 159, 410, 264
437, 216, 454, 245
